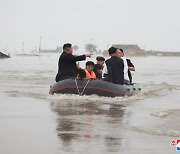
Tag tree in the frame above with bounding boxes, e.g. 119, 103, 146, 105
85, 43, 97, 54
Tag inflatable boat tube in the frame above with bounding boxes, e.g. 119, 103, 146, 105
49, 78, 141, 97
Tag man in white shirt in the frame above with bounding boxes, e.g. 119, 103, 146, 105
102, 63, 108, 79
116, 48, 135, 84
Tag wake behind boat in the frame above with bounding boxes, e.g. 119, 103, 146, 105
49, 78, 141, 97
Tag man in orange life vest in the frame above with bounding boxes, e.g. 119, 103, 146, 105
84, 61, 96, 79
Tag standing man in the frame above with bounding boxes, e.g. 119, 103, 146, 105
55, 43, 91, 82
126, 58, 135, 83
105, 47, 124, 84
116, 48, 135, 83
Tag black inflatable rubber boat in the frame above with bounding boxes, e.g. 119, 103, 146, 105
49, 78, 141, 97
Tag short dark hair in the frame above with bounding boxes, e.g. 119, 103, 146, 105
77, 68, 86, 78
119, 48, 124, 53
63, 43, 72, 51
94, 64, 103, 70
96, 56, 105, 61
86, 61, 94, 67
108, 47, 117, 55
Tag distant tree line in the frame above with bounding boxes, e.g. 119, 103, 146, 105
56, 44, 98, 54
85, 43, 97, 54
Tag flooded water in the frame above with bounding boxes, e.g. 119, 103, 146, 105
0, 54, 180, 154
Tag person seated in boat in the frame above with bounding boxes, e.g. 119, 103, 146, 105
77, 68, 86, 79
76, 62, 97, 79
116, 48, 135, 83
95, 56, 105, 67
93, 56, 105, 79
93, 64, 103, 79
104, 47, 124, 84
84, 61, 96, 79
55, 43, 92, 82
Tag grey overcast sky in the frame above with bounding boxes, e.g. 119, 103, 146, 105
0, 0, 180, 52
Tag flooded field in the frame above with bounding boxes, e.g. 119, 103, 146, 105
0, 55, 180, 153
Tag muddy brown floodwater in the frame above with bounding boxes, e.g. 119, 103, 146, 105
0, 55, 180, 154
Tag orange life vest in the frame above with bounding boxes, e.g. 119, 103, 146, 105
84, 69, 96, 79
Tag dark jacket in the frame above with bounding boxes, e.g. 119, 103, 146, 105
105, 56, 124, 84
93, 64, 103, 79
55, 52, 86, 82
126, 59, 134, 83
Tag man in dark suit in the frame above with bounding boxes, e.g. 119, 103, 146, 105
126, 58, 135, 83
117, 48, 135, 83
105, 47, 124, 84
55, 43, 91, 82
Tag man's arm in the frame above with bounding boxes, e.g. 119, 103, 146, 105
128, 67, 135, 71
67, 54, 86, 62
127, 59, 135, 71
67, 54, 91, 62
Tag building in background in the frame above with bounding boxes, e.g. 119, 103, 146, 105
103, 44, 147, 57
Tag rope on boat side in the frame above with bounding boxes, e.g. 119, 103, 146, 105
75, 79, 90, 95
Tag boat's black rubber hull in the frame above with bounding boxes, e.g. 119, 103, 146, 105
49, 79, 140, 97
